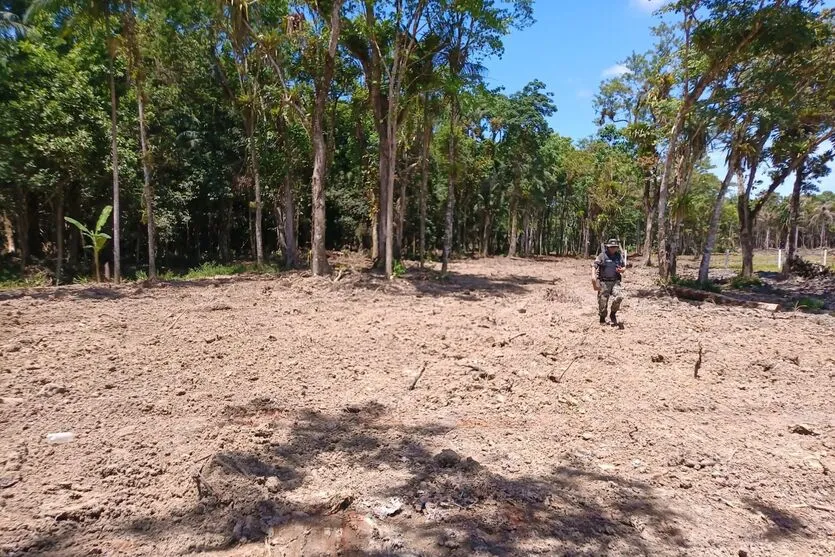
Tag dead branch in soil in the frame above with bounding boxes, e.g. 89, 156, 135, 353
694, 343, 703, 379
548, 328, 590, 383
669, 286, 779, 312
166, 310, 186, 331
791, 503, 835, 513
551, 354, 583, 383
409, 362, 427, 390
457, 362, 487, 374
493, 332, 526, 347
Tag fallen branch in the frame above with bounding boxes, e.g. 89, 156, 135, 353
409, 362, 427, 391
553, 355, 581, 383
494, 332, 526, 347
694, 343, 703, 379
457, 362, 487, 374
670, 286, 779, 312
166, 310, 186, 331
791, 503, 835, 513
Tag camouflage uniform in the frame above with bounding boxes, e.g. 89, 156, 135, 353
594, 248, 625, 320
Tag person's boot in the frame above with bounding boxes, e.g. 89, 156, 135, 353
609, 312, 618, 326
599, 313, 606, 325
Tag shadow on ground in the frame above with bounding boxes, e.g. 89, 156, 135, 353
18, 401, 690, 556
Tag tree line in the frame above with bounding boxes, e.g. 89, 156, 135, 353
1, 0, 833, 285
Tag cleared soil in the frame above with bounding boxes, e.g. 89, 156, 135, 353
1, 256, 834, 557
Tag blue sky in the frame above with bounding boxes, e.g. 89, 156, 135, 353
481, 0, 834, 194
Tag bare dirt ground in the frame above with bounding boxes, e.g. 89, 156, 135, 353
1, 256, 834, 557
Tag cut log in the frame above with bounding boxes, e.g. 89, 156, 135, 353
670, 286, 779, 312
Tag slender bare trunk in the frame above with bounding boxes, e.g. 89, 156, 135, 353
282, 174, 297, 267
384, 117, 396, 277
786, 163, 804, 265
108, 49, 121, 283
249, 129, 264, 266
2, 211, 14, 254
55, 184, 64, 284
507, 169, 520, 257
698, 164, 735, 283
419, 99, 431, 267
310, 1, 341, 276
442, 99, 457, 273
136, 84, 156, 279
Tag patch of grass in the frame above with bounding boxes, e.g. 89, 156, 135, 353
0, 265, 52, 289
729, 275, 763, 290
796, 297, 826, 311
669, 275, 722, 293
181, 262, 247, 280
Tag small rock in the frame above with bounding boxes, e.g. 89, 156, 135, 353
651, 355, 665, 363
517, 308, 527, 314
0, 475, 20, 489
37, 383, 68, 397
371, 497, 403, 519
434, 449, 461, 468
739, 550, 749, 557
581, 432, 593, 441
175, 389, 186, 396
265, 476, 281, 493
438, 528, 464, 549
806, 459, 825, 473
790, 424, 819, 436
679, 481, 693, 489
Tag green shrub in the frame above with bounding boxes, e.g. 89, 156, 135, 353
669, 276, 721, 293
729, 275, 763, 289
392, 260, 407, 278
182, 262, 246, 280
796, 297, 825, 310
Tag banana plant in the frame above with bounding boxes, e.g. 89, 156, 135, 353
65, 205, 112, 282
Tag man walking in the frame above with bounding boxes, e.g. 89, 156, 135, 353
592, 239, 625, 325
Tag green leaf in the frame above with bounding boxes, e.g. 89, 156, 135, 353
64, 216, 91, 236
95, 205, 113, 234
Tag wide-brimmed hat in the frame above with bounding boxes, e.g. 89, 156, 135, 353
605, 238, 620, 247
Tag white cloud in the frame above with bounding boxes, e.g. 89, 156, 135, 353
629, 0, 668, 13
576, 89, 594, 100
601, 64, 633, 79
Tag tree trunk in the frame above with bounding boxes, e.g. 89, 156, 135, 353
442, 99, 457, 273
310, 0, 341, 276
16, 187, 29, 269
282, 173, 297, 268
395, 157, 406, 261
248, 128, 264, 266
740, 214, 755, 277
136, 84, 156, 280
2, 211, 14, 254
371, 200, 379, 261
55, 184, 64, 285
220, 197, 232, 263
384, 116, 396, 277
419, 99, 431, 267
698, 164, 735, 283
642, 176, 657, 265
786, 163, 805, 265
108, 48, 121, 283
508, 194, 518, 257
